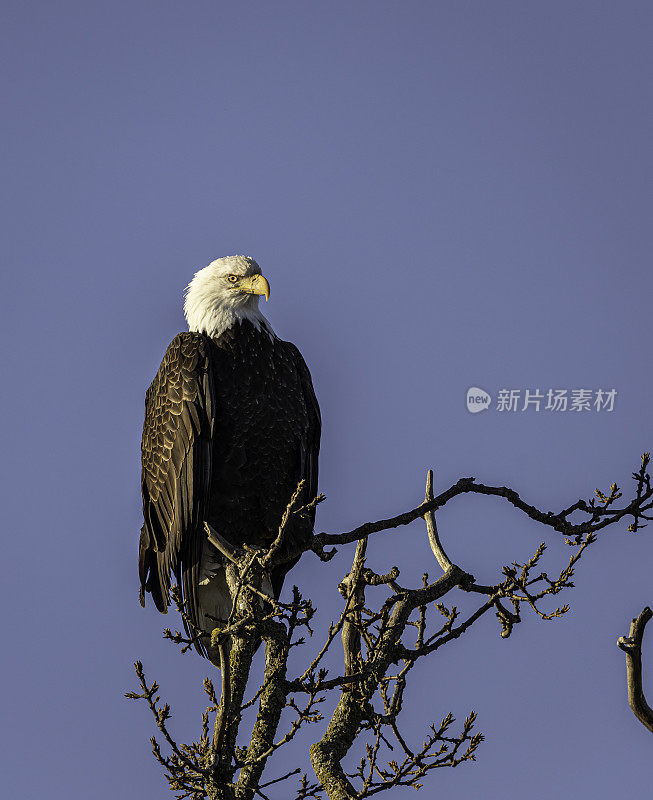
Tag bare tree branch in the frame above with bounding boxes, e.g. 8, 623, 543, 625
618, 606, 653, 733
423, 469, 453, 572
295, 452, 653, 565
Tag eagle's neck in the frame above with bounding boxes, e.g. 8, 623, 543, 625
186, 301, 275, 339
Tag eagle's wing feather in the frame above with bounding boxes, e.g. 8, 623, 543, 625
271, 341, 321, 594
139, 332, 214, 643
292, 344, 321, 525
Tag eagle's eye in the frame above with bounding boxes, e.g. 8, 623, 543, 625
227, 275, 239, 283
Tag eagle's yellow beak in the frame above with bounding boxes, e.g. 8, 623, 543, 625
240, 273, 270, 301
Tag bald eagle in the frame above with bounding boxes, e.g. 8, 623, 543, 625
139, 256, 320, 664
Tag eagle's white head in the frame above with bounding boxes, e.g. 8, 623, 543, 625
183, 255, 274, 338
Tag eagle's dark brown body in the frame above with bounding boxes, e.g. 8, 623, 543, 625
206, 322, 318, 558
139, 319, 320, 657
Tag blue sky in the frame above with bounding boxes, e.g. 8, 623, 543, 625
2, 2, 652, 797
